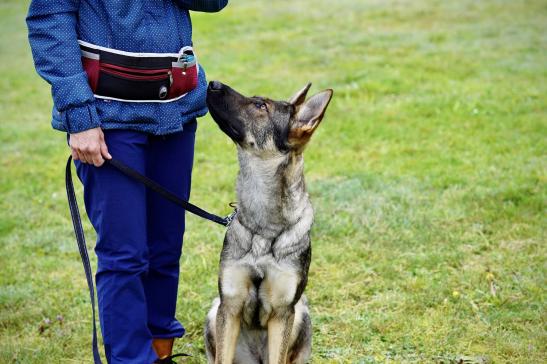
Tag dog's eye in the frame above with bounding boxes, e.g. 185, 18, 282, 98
254, 102, 267, 111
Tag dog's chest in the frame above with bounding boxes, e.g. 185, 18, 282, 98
225, 217, 305, 261
240, 253, 287, 283
248, 233, 277, 257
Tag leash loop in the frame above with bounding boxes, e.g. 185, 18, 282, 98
65, 156, 103, 364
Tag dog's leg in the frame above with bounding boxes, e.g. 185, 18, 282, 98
205, 298, 220, 363
268, 310, 295, 364
261, 268, 300, 364
215, 263, 252, 364
287, 298, 311, 364
215, 302, 242, 364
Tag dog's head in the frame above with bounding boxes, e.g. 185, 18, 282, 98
206, 81, 333, 156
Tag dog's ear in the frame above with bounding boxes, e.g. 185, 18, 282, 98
288, 82, 312, 107
289, 89, 333, 149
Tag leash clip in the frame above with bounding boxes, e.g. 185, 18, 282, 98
224, 202, 238, 226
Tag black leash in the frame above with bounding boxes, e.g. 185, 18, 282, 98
65, 155, 235, 363
65, 156, 103, 364
105, 157, 234, 226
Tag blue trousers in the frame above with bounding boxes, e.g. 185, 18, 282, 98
75, 121, 196, 364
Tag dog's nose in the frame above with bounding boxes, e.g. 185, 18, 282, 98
208, 80, 223, 91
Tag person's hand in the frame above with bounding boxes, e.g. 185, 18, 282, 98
69, 127, 112, 167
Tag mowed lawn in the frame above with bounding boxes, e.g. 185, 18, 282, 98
1, 0, 545, 363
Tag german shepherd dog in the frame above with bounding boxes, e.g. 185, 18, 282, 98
204, 80, 333, 364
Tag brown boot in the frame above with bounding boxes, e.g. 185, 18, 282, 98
153, 353, 190, 364
152, 338, 191, 363
152, 338, 174, 359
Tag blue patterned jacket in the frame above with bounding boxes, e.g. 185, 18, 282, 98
26, 0, 228, 135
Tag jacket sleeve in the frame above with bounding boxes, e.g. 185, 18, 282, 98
26, 0, 100, 133
176, 0, 228, 12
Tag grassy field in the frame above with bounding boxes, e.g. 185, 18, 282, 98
1, 0, 546, 363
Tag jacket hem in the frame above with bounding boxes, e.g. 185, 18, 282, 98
51, 106, 208, 135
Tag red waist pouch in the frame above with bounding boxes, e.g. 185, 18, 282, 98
80, 41, 198, 102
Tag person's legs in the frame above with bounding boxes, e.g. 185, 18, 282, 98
144, 120, 197, 356
76, 129, 158, 364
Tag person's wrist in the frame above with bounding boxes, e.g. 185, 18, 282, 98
63, 103, 101, 133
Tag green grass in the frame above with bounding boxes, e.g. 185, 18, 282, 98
1, 0, 546, 362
